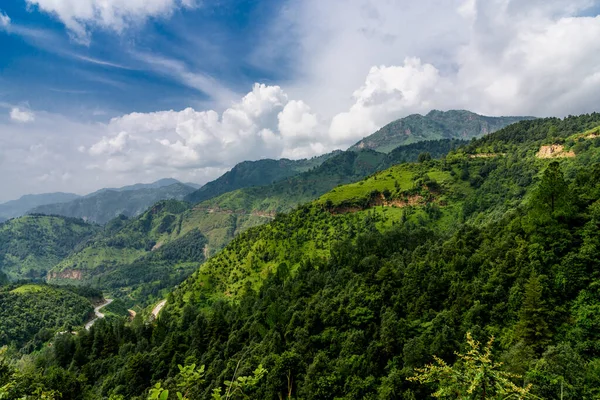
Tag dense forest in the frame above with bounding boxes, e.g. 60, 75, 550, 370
0, 283, 100, 352
3, 114, 600, 399
0, 215, 100, 280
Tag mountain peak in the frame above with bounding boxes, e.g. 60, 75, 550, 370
349, 110, 534, 153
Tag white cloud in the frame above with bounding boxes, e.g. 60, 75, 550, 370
3, 0, 600, 201
329, 58, 446, 144
84, 84, 327, 175
0, 10, 10, 29
10, 108, 36, 123
313, 0, 600, 147
25, 0, 197, 43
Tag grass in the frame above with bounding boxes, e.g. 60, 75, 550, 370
10, 284, 45, 294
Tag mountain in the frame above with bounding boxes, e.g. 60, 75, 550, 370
0, 215, 100, 280
184, 182, 202, 189
47, 200, 209, 305
86, 178, 185, 196
29, 182, 196, 224
6, 114, 600, 399
350, 109, 534, 153
185, 152, 340, 204
194, 139, 466, 215
46, 140, 464, 304
0, 192, 81, 221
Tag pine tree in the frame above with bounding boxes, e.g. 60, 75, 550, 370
515, 275, 552, 352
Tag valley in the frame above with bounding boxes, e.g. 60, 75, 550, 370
3, 113, 600, 399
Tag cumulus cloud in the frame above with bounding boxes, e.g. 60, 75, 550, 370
25, 0, 197, 43
84, 84, 327, 175
76, 0, 600, 177
3, 0, 600, 200
0, 10, 10, 29
329, 58, 446, 144
318, 0, 600, 146
10, 108, 35, 123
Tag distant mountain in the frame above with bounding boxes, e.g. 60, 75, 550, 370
0, 192, 81, 221
30, 182, 196, 224
85, 178, 184, 197
0, 215, 100, 280
183, 182, 202, 189
350, 110, 534, 153
184, 152, 340, 204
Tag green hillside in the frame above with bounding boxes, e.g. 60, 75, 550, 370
0, 283, 99, 352
350, 109, 532, 153
0, 215, 100, 280
30, 183, 196, 224
185, 153, 339, 204
48, 142, 462, 304
5, 114, 600, 399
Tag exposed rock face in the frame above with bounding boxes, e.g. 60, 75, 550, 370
537, 145, 575, 159
48, 269, 83, 280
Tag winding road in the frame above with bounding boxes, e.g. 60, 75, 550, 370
85, 299, 113, 330
151, 300, 167, 318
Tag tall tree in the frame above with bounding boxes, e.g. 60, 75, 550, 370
515, 274, 552, 352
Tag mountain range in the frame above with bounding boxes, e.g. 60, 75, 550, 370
0, 110, 525, 227
2, 112, 600, 399
0, 110, 527, 296
30, 182, 196, 224
0, 192, 81, 221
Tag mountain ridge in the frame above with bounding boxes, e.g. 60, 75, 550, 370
0, 192, 81, 221
349, 109, 534, 153
29, 182, 196, 224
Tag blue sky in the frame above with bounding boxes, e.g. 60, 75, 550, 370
0, 0, 289, 117
1, 0, 600, 201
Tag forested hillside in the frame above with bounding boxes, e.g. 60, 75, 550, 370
3, 114, 600, 399
185, 153, 339, 204
48, 141, 463, 304
47, 200, 207, 305
350, 110, 532, 153
0, 283, 100, 352
0, 215, 100, 280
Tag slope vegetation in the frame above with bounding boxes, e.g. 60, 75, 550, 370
48, 141, 463, 303
19, 114, 600, 399
0, 215, 100, 280
185, 153, 338, 204
0, 283, 100, 352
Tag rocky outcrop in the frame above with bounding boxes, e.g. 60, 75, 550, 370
536, 145, 575, 159
47, 269, 83, 280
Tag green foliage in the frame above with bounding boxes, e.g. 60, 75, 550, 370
5, 114, 600, 399
211, 364, 267, 400
0, 215, 99, 280
0, 284, 94, 351
531, 162, 572, 218
409, 333, 533, 399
